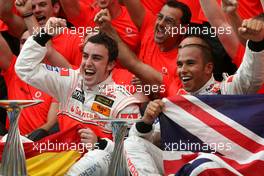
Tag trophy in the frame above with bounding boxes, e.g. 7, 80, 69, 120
0, 100, 43, 176
108, 121, 130, 176
93, 117, 142, 176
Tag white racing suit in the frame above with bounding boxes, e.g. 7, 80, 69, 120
124, 41, 264, 176
15, 36, 145, 176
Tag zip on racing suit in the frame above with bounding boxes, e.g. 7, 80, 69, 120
15, 35, 145, 176
124, 40, 264, 176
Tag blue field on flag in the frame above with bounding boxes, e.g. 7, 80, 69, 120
160, 95, 264, 176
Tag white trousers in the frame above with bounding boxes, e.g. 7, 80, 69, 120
124, 136, 164, 176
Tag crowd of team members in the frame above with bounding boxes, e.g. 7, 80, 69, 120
0, 0, 264, 175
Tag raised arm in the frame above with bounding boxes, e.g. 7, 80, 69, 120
199, 0, 241, 59
121, 0, 146, 28
15, 0, 71, 68
15, 0, 41, 35
0, 0, 26, 38
116, 37, 163, 86
222, 0, 246, 45
45, 44, 71, 68
0, 33, 13, 70
225, 17, 264, 94
15, 17, 73, 101
95, 9, 162, 86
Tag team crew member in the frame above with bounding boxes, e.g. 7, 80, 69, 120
124, 18, 264, 175
122, 0, 191, 94
60, 0, 140, 52
200, 0, 264, 93
60, 0, 140, 86
15, 17, 143, 175
3, 0, 83, 67
0, 31, 58, 141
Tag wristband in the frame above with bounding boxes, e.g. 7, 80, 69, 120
96, 138, 108, 150
136, 121, 153, 133
248, 39, 264, 52
33, 28, 53, 46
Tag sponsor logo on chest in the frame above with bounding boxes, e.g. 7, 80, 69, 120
72, 90, 85, 103
94, 95, 114, 107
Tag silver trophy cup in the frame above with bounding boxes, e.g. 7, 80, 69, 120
0, 100, 43, 176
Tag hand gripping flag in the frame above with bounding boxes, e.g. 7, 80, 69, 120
160, 95, 264, 176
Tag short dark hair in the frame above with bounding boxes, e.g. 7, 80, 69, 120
165, 0, 192, 25
86, 33, 118, 62
180, 34, 214, 64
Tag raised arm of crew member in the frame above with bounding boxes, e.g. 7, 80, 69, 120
222, 0, 246, 45
15, 0, 40, 35
94, 9, 162, 86
15, 0, 71, 68
121, 0, 146, 28
199, 0, 241, 59
0, 0, 26, 38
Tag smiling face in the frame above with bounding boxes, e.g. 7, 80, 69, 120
32, 0, 60, 26
80, 42, 115, 88
177, 37, 213, 92
154, 5, 183, 47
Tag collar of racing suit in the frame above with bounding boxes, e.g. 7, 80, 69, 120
189, 75, 216, 95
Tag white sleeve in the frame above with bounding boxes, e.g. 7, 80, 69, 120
128, 121, 160, 143
221, 41, 264, 94
15, 36, 76, 102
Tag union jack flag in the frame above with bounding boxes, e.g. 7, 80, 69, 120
160, 95, 264, 176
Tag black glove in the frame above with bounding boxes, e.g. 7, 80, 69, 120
27, 128, 49, 141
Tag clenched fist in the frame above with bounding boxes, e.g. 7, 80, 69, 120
239, 18, 264, 42
15, 0, 32, 16
94, 9, 121, 41
44, 17, 67, 37
142, 99, 164, 125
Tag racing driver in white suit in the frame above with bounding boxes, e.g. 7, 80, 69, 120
15, 17, 145, 175
123, 18, 264, 175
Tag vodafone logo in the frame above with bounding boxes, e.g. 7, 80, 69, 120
126, 27, 137, 37
161, 67, 168, 75
34, 91, 42, 99
126, 27, 133, 34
